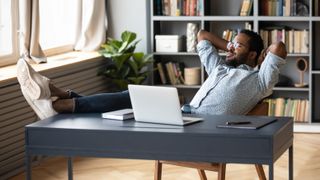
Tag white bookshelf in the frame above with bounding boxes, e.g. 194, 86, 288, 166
149, 0, 320, 132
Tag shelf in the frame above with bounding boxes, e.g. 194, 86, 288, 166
287, 53, 309, 57
157, 84, 201, 89
153, 52, 309, 57
273, 87, 309, 91
256, 16, 311, 21
152, 16, 314, 22
294, 123, 320, 133
152, 16, 203, 21
310, 17, 320, 21
153, 52, 198, 56
152, 16, 256, 21
201, 16, 255, 21
150, 0, 319, 131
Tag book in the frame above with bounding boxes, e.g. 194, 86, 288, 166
315, 0, 319, 16
285, 0, 292, 16
294, 30, 301, 53
240, 0, 253, 16
157, 62, 167, 84
102, 108, 134, 120
162, 0, 171, 16
301, 29, 309, 53
155, 0, 163, 15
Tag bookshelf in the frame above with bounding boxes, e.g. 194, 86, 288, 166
149, 0, 320, 132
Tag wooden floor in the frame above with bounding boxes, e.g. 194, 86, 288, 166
11, 133, 320, 180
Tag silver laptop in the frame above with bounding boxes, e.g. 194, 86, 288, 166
128, 85, 202, 126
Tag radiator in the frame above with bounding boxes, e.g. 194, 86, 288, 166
0, 57, 111, 179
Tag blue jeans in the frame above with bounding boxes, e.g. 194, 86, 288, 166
71, 90, 132, 113
70, 90, 192, 114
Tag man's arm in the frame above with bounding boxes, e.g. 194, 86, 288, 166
268, 41, 287, 59
257, 41, 287, 66
196, 30, 226, 74
258, 42, 287, 94
197, 30, 229, 51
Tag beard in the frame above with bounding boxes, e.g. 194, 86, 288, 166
225, 52, 247, 67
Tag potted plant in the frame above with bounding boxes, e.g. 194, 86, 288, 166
99, 31, 153, 90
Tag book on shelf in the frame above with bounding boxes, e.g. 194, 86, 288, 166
102, 108, 134, 120
165, 62, 185, 85
156, 62, 168, 84
155, 0, 163, 15
285, 0, 292, 16
240, 0, 253, 16
162, 0, 171, 16
222, 29, 239, 42
260, 0, 310, 16
259, 27, 309, 53
159, 0, 202, 16
315, 0, 320, 16
264, 98, 309, 122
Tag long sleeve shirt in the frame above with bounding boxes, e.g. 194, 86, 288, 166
190, 40, 286, 115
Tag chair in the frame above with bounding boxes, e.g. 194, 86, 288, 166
154, 102, 268, 180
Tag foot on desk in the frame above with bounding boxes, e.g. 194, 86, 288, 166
17, 58, 57, 120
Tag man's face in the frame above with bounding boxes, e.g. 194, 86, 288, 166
225, 33, 251, 67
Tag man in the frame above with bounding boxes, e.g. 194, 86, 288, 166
17, 29, 287, 119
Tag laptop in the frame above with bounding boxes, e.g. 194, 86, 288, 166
128, 85, 202, 126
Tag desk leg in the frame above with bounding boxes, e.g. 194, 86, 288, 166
25, 154, 31, 180
268, 163, 274, 180
289, 145, 293, 180
68, 157, 73, 180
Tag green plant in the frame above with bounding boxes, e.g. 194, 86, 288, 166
98, 31, 153, 90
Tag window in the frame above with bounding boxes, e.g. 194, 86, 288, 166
39, 0, 79, 56
0, 0, 19, 67
0, 0, 104, 67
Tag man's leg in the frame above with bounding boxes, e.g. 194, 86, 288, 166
73, 91, 131, 113
51, 85, 131, 113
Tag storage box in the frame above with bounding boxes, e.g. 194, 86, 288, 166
184, 67, 201, 85
155, 35, 183, 52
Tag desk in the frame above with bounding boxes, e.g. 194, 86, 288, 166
25, 114, 293, 180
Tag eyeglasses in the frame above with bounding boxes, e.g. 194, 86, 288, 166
229, 41, 246, 49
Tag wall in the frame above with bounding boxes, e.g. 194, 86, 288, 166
107, 0, 150, 53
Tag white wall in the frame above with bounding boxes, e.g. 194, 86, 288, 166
107, 0, 149, 53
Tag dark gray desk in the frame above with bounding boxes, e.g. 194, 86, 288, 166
25, 114, 293, 180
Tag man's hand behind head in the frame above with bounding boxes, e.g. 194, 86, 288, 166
268, 42, 287, 59
257, 48, 268, 66
258, 42, 287, 66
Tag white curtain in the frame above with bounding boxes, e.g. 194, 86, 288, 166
19, 0, 106, 63
19, 0, 46, 64
74, 0, 107, 51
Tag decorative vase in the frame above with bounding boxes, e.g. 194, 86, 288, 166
186, 23, 198, 53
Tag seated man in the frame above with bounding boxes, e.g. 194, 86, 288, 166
17, 29, 287, 119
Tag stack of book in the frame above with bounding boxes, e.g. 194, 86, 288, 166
259, 28, 309, 53
156, 62, 185, 85
260, 0, 310, 16
264, 98, 309, 122
155, 0, 203, 16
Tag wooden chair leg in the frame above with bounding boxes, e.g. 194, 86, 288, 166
255, 164, 266, 180
154, 160, 162, 180
197, 169, 207, 180
217, 163, 226, 180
